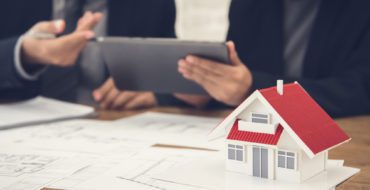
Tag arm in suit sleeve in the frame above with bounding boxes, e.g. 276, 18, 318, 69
252, 69, 370, 118
0, 37, 40, 99
251, 31, 370, 118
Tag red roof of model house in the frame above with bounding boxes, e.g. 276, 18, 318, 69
210, 82, 351, 158
227, 120, 284, 145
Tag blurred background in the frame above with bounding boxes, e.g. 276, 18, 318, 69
175, 0, 231, 41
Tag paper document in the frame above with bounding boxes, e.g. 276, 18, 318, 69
0, 117, 218, 190
112, 112, 223, 149
53, 148, 213, 190
0, 96, 95, 129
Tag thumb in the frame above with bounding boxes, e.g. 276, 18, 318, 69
76, 12, 103, 32
31, 20, 66, 34
227, 41, 242, 66
56, 30, 95, 48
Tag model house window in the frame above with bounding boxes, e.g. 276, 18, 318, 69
277, 151, 296, 170
251, 113, 270, 124
228, 144, 244, 161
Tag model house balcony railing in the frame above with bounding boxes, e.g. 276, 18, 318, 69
238, 120, 279, 135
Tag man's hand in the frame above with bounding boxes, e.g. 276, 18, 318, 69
21, 11, 102, 67
93, 78, 158, 110
178, 41, 253, 106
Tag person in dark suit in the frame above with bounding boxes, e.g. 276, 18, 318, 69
0, 0, 176, 109
176, 0, 370, 117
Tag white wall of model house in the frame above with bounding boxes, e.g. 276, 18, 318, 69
226, 140, 276, 180
225, 93, 327, 183
275, 130, 301, 182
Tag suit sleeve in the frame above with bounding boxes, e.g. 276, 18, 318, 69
251, 31, 370, 118
162, 0, 177, 38
0, 37, 39, 100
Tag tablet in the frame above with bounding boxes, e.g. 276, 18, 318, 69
98, 37, 229, 94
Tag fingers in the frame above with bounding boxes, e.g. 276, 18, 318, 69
178, 59, 220, 85
110, 92, 137, 109
93, 79, 137, 110
53, 30, 95, 50
185, 56, 229, 76
93, 78, 115, 102
31, 20, 66, 34
76, 11, 103, 32
227, 41, 243, 66
96, 91, 157, 110
100, 87, 120, 109
122, 93, 157, 110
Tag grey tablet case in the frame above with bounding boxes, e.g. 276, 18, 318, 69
98, 37, 229, 95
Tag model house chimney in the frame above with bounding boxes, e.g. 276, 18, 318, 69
277, 80, 283, 95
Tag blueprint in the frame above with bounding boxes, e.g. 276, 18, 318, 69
113, 112, 223, 149
0, 153, 57, 177
0, 112, 222, 190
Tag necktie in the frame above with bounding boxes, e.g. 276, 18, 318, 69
284, 0, 320, 78
76, 0, 108, 105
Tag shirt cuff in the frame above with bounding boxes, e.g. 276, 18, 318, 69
14, 36, 47, 81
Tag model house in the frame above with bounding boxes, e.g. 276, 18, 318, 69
211, 81, 350, 183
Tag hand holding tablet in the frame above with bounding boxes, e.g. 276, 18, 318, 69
177, 41, 253, 106
98, 37, 253, 106
98, 37, 230, 95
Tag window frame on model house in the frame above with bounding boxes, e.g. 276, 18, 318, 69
250, 112, 271, 124
228, 144, 245, 162
277, 150, 297, 170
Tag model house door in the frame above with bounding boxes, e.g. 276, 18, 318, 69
253, 146, 268, 178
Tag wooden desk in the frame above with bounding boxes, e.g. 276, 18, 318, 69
96, 107, 370, 190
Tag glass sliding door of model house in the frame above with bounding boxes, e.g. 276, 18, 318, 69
253, 146, 268, 178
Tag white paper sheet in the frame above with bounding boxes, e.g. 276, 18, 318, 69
0, 148, 94, 190
112, 112, 223, 149
0, 114, 221, 190
67, 148, 213, 190
0, 118, 153, 190
0, 97, 95, 130
154, 151, 360, 190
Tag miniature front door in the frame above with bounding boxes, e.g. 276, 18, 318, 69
253, 146, 268, 178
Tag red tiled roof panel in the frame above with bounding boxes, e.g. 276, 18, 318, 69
259, 83, 350, 154
227, 120, 283, 145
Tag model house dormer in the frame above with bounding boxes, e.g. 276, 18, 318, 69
209, 81, 351, 183
236, 80, 285, 135
237, 112, 278, 134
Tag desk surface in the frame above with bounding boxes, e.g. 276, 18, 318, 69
96, 107, 370, 190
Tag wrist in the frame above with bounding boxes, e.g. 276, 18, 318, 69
21, 37, 45, 65
14, 36, 48, 80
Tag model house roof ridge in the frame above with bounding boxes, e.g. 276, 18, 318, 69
258, 82, 298, 94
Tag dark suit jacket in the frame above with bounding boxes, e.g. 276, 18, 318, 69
226, 0, 370, 117
0, 0, 176, 100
